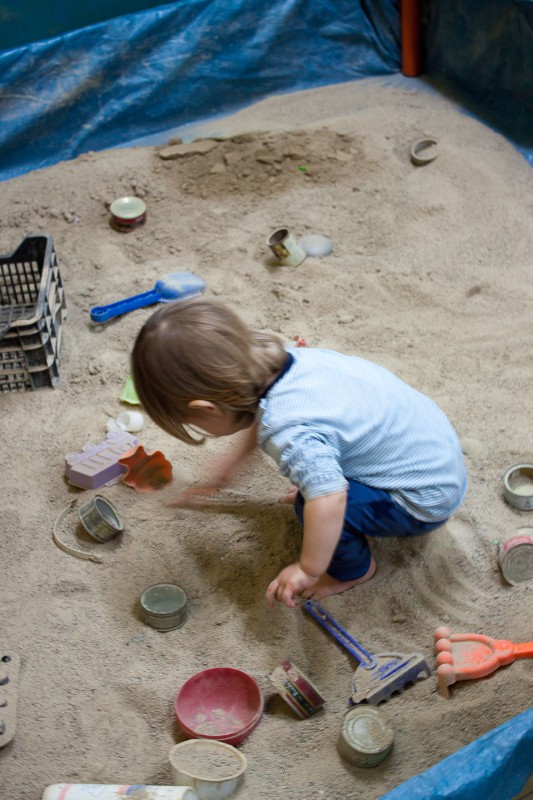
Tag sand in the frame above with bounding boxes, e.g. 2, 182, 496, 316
1, 76, 532, 799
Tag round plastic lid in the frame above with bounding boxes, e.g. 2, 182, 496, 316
169, 739, 247, 781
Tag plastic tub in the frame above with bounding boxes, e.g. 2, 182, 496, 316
169, 739, 247, 800
175, 667, 263, 746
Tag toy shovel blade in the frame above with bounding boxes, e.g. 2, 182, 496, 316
434, 626, 533, 697
303, 601, 430, 705
351, 652, 431, 705
90, 271, 205, 322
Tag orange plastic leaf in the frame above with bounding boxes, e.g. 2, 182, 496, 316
118, 445, 173, 492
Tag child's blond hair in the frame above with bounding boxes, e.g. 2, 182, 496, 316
131, 298, 287, 444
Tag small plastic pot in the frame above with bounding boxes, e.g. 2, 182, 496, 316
175, 667, 263, 745
109, 196, 147, 232
169, 739, 247, 800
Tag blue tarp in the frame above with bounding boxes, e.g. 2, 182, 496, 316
379, 706, 533, 800
422, 0, 533, 166
0, 0, 400, 182
0, 0, 167, 51
0, 0, 531, 182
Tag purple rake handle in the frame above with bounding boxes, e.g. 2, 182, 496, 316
303, 601, 377, 669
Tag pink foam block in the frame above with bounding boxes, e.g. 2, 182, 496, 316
65, 431, 139, 489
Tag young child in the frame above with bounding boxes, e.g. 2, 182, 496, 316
131, 298, 467, 609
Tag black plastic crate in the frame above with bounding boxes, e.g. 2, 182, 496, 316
0, 234, 66, 392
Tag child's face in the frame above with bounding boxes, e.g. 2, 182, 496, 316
185, 405, 253, 438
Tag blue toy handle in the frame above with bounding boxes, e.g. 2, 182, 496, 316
303, 600, 377, 669
90, 289, 160, 322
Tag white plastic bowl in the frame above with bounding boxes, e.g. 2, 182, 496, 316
169, 739, 247, 800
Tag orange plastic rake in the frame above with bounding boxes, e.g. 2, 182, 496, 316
434, 626, 533, 698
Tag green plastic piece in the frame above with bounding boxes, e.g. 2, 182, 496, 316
120, 374, 140, 405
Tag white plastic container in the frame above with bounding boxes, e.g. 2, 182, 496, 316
42, 786, 197, 800
107, 412, 145, 433
169, 739, 247, 800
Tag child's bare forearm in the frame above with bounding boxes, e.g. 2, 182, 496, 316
171, 422, 258, 505
299, 491, 347, 577
265, 490, 347, 607
212, 420, 259, 483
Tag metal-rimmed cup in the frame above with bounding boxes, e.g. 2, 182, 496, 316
266, 227, 306, 267
498, 532, 533, 585
410, 137, 439, 166
337, 705, 394, 767
78, 495, 124, 542
140, 583, 188, 631
503, 464, 533, 511
268, 658, 326, 718
109, 196, 147, 232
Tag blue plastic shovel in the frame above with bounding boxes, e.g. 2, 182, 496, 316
90, 271, 206, 323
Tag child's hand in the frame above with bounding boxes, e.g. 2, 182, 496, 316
168, 453, 244, 507
169, 484, 220, 507
265, 562, 319, 609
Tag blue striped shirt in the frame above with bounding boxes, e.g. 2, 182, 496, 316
256, 348, 467, 522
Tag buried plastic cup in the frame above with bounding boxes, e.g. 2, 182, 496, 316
169, 739, 247, 800
42, 786, 198, 800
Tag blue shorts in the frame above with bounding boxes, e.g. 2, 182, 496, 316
294, 480, 445, 581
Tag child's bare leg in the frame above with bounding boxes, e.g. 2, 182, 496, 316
300, 556, 376, 601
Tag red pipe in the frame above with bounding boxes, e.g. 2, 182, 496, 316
401, 0, 421, 77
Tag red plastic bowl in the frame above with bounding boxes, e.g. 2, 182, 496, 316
175, 667, 264, 746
